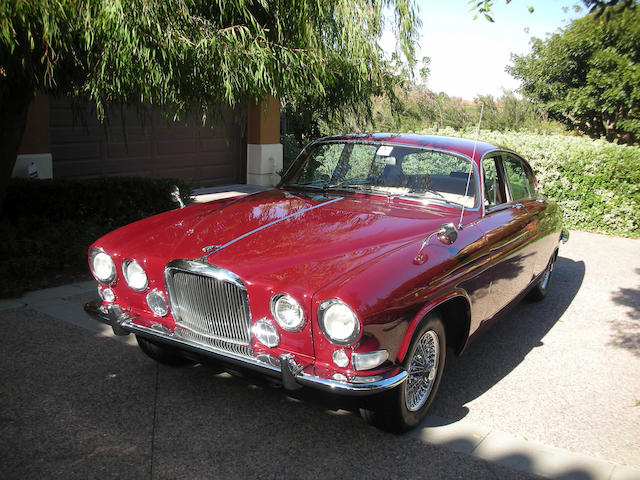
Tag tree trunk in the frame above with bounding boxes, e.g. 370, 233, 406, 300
0, 97, 31, 212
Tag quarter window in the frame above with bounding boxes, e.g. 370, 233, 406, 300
482, 156, 505, 207
503, 156, 532, 201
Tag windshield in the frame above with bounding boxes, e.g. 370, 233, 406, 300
282, 142, 477, 208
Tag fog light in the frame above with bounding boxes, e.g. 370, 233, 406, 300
99, 286, 115, 303
146, 289, 168, 317
352, 350, 389, 371
252, 319, 280, 348
332, 373, 347, 382
332, 349, 349, 367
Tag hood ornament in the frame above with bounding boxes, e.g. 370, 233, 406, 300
202, 245, 222, 254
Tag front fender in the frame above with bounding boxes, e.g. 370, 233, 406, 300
396, 290, 472, 362
312, 223, 486, 368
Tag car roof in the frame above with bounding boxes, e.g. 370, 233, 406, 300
318, 133, 502, 163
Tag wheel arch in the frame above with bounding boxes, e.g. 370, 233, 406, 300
396, 291, 472, 362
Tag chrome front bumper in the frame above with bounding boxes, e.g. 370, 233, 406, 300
85, 299, 407, 396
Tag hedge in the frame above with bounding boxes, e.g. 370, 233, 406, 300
0, 176, 191, 298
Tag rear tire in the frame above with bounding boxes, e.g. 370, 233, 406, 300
528, 253, 556, 301
136, 335, 195, 367
360, 313, 446, 433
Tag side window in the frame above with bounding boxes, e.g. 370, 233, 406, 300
482, 156, 505, 207
524, 164, 537, 197
503, 155, 532, 201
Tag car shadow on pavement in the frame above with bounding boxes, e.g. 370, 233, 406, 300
431, 256, 586, 421
609, 267, 640, 357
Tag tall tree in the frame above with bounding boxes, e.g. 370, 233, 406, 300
507, 6, 640, 144
0, 0, 419, 207
469, 0, 637, 22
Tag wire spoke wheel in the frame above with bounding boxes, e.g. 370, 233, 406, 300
404, 330, 440, 412
360, 314, 445, 433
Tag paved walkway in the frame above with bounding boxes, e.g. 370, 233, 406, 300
1, 230, 639, 479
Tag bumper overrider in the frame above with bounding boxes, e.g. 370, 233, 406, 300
85, 299, 407, 396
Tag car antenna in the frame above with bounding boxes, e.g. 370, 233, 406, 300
458, 102, 484, 230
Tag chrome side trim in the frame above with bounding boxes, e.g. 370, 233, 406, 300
201, 197, 344, 259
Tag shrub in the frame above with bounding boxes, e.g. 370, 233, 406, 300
0, 176, 191, 298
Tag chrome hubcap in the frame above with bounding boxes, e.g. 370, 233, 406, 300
404, 330, 440, 412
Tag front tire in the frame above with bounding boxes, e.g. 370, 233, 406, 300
136, 335, 195, 367
361, 313, 446, 433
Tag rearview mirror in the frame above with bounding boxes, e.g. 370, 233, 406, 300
436, 223, 457, 245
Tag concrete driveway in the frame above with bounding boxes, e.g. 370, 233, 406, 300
0, 230, 638, 479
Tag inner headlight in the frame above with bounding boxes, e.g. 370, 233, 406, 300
318, 299, 361, 346
271, 294, 305, 331
89, 247, 116, 284
123, 259, 148, 291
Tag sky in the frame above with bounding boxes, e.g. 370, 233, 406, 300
381, 0, 585, 100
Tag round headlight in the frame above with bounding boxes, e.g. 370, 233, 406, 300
123, 259, 148, 291
89, 247, 116, 284
318, 299, 361, 346
271, 294, 305, 331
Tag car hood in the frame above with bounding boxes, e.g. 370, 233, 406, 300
98, 188, 458, 294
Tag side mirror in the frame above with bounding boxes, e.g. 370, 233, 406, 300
171, 185, 185, 209
436, 223, 457, 245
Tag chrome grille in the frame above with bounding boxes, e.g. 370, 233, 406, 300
165, 260, 252, 358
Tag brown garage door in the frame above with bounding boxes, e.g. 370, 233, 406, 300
50, 98, 245, 187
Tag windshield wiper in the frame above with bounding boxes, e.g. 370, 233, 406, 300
394, 190, 465, 207
323, 183, 392, 197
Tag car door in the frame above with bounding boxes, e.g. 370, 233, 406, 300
475, 153, 538, 321
502, 153, 543, 281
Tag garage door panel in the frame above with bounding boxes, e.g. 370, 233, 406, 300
106, 141, 152, 158
50, 97, 244, 186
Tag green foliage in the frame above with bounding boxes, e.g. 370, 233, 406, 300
422, 127, 640, 237
508, 6, 640, 144
468, 0, 637, 22
301, 88, 562, 138
0, 0, 420, 209
1, 0, 419, 124
0, 177, 191, 298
